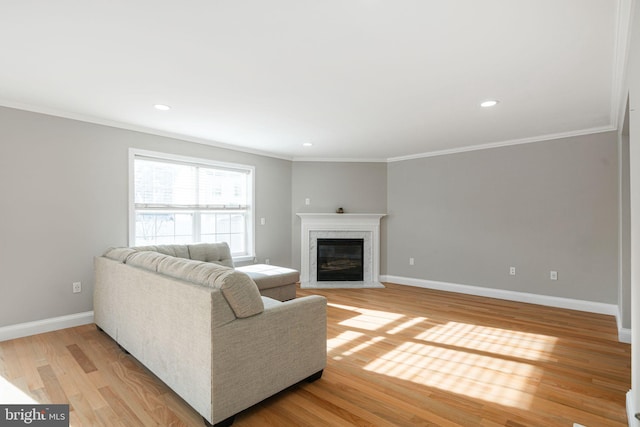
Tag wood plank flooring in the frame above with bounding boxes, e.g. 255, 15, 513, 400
0, 283, 631, 426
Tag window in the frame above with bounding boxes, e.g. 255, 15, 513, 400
129, 149, 254, 261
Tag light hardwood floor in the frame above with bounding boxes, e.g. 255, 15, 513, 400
0, 283, 631, 426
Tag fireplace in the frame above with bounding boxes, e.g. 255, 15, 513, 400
297, 213, 386, 287
317, 238, 364, 281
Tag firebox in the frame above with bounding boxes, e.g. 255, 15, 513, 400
317, 238, 364, 281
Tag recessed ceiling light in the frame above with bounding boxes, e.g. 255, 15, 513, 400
303, 142, 313, 147
154, 104, 171, 111
480, 100, 499, 108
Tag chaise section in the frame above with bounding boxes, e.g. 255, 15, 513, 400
235, 264, 298, 301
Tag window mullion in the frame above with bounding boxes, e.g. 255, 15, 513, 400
194, 211, 201, 243
194, 166, 201, 242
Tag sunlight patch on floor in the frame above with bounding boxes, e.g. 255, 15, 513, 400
0, 375, 38, 404
328, 302, 559, 410
414, 321, 558, 362
387, 316, 428, 334
365, 341, 541, 409
332, 337, 386, 361
327, 331, 367, 360
338, 309, 405, 331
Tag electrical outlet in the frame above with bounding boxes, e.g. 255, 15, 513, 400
72, 282, 82, 293
265, 258, 270, 265
409, 257, 415, 266
550, 270, 558, 281
305, 198, 311, 205
509, 266, 516, 276
260, 217, 266, 225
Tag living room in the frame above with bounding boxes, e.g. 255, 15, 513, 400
1, 1, 640, 426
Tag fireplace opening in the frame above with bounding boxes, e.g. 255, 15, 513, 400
317, 238, 364, 281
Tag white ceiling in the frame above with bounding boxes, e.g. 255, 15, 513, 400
0, 1, 631, 161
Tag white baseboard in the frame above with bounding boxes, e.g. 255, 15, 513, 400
619, 327, 632, 344
628, 390, 637, 426
617, 306, 633, 344
0, 311, 94, 342
381, 275, 628, 340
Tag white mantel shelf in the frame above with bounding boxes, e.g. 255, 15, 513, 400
297, 213, 387, 218
297, 213, 387, 286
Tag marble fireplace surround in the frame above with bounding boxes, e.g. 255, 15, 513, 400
297, 213, 386, 288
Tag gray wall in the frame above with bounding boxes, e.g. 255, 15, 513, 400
386, 132, 620, 303
291, 162, 387, 270
0, 106, 292, 327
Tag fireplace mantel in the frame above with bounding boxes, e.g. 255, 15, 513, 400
297, 213, 386, 286
297, 213, 386, 221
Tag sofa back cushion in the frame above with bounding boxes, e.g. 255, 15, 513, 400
188, 243, 234, 267
103, 247, 137, 263
156, 256, 263, 318
133, 245, 191, 259
127, 251, 170, 271
155, 244, 191, 258
130, 243, 234, 267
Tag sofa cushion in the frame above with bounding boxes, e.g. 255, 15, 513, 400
133, 244, 191, 259
157, 256, 230, 284
188, 243, 234, 267
103, 247, 136, 263
185, 262, 232, 284
235, 264, 299, 290
156, 256, 263, 318
215, 270, 264, 318
126, 251, 170, 272
132, 245, 157, 252
156, 244, 191, 258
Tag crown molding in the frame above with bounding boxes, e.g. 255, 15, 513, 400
386, 126, 616, 163
291, 157, 387, 163
0, 101, 619, 165
293, 125, 619, 164
0, 100, 294, 162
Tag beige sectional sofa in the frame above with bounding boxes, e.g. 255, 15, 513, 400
94, 243, 327, 427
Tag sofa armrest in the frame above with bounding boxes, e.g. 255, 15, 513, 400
209, 295, 327, 423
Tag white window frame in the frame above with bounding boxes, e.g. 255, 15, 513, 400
128, 148, 255, 263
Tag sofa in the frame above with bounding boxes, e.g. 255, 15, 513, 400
94, 243, 327, 426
